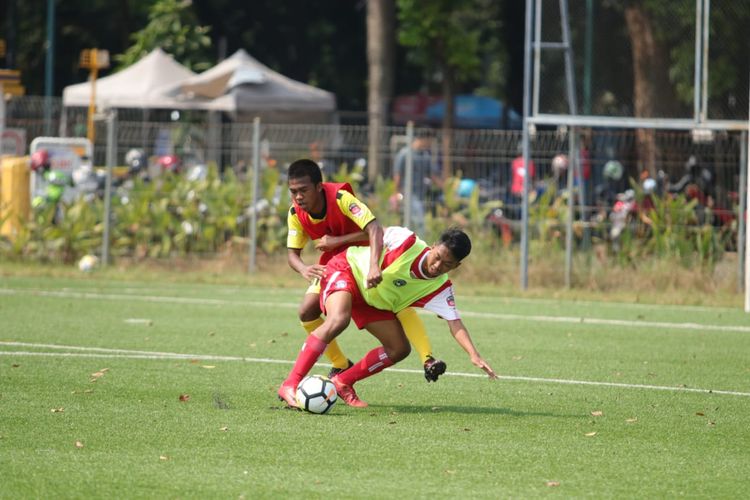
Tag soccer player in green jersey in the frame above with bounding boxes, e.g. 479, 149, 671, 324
278, 226, 497, 408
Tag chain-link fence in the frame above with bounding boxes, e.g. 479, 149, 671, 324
1, 96, 746, 286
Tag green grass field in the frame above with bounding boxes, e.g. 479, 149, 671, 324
1, 273, 749, 498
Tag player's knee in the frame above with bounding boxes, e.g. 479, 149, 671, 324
325, 315, 351, 336
298, 302, 321, 322
388, 342, 411, 363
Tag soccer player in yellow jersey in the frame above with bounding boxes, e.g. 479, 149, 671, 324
278, 225, 497, 408
285, 159, 447, 382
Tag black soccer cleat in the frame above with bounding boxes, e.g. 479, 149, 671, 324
424, 356, 447, 382
327, 359, 354, 379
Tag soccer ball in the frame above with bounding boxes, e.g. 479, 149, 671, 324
78, 254, 99, 272
296, 375, 337, 414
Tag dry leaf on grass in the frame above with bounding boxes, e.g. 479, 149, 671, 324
159, 455, 169, 461
75, 441, 84, 449
179, 394, 190, 402
546, 481, 561, 487
202, 365, 216, 369
591, 410, 603, 417
584, 431, 597, 437
90, 368, 110, 383
51, 407, 64, 413
695, 412, 705, 416
626, 417, 638, 423
220, 427, 229, 432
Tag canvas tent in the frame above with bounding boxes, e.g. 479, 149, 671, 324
62, 48, 197, 110
177, 49, 336, 119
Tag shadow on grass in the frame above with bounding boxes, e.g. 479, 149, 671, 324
368, 404, 581, 419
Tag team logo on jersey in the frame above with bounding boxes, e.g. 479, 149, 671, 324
335, 280, 348, 289
446, 295, 455, 306
348, 202, 363, 217
393, 279, 407, 287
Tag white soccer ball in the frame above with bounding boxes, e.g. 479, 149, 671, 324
296, 375, 338, 414
78, 254, 99, 272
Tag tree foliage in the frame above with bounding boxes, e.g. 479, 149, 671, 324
114, 0, 212, 71
396, 0, 494, 90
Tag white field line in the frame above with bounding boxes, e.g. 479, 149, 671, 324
1, 341, 749, 398
1, 287, 748, 333
459, 311, 750, 333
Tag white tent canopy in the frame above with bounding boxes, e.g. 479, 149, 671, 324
178, 49, 336, 114
62, 48, 197, 109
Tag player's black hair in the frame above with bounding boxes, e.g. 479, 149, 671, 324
288, 158, 323, 185
439, 227, 472, 261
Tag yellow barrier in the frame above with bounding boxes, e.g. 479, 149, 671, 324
0, 156, 31, 240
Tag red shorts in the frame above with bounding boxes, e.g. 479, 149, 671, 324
320, 253, 396, 329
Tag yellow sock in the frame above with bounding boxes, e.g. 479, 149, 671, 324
301, 317, 350, 369
397, 308, 432, 364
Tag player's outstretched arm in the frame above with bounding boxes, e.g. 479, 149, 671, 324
446, 318, 498, 379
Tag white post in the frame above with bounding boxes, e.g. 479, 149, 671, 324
745, 112, 750, 312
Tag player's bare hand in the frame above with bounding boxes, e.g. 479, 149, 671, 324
314, 235, 340, 253
365, 269, 383, 289
302, 264, 326, 282
471, 355, 498, 380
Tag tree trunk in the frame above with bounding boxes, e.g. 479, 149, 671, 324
366, 0, 395, 184
624, 2, 679, 177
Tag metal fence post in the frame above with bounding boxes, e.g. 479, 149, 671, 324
520, 0, 534, 290
565, 129, 576, 288
101, 109, 116, 267
745, 126, 750, 312
403, 121, 414, 230
249, 117, 261, 273
738, 132, 747, 294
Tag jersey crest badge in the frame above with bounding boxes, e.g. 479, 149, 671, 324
393, 279, 407, 287
446, 295, 455, 306
348, 202, 363, 217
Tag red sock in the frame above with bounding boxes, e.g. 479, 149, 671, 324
336, 347, 394, 386
283, 334, 327, 388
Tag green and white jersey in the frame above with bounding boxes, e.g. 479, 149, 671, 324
346, 226, 460, 319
